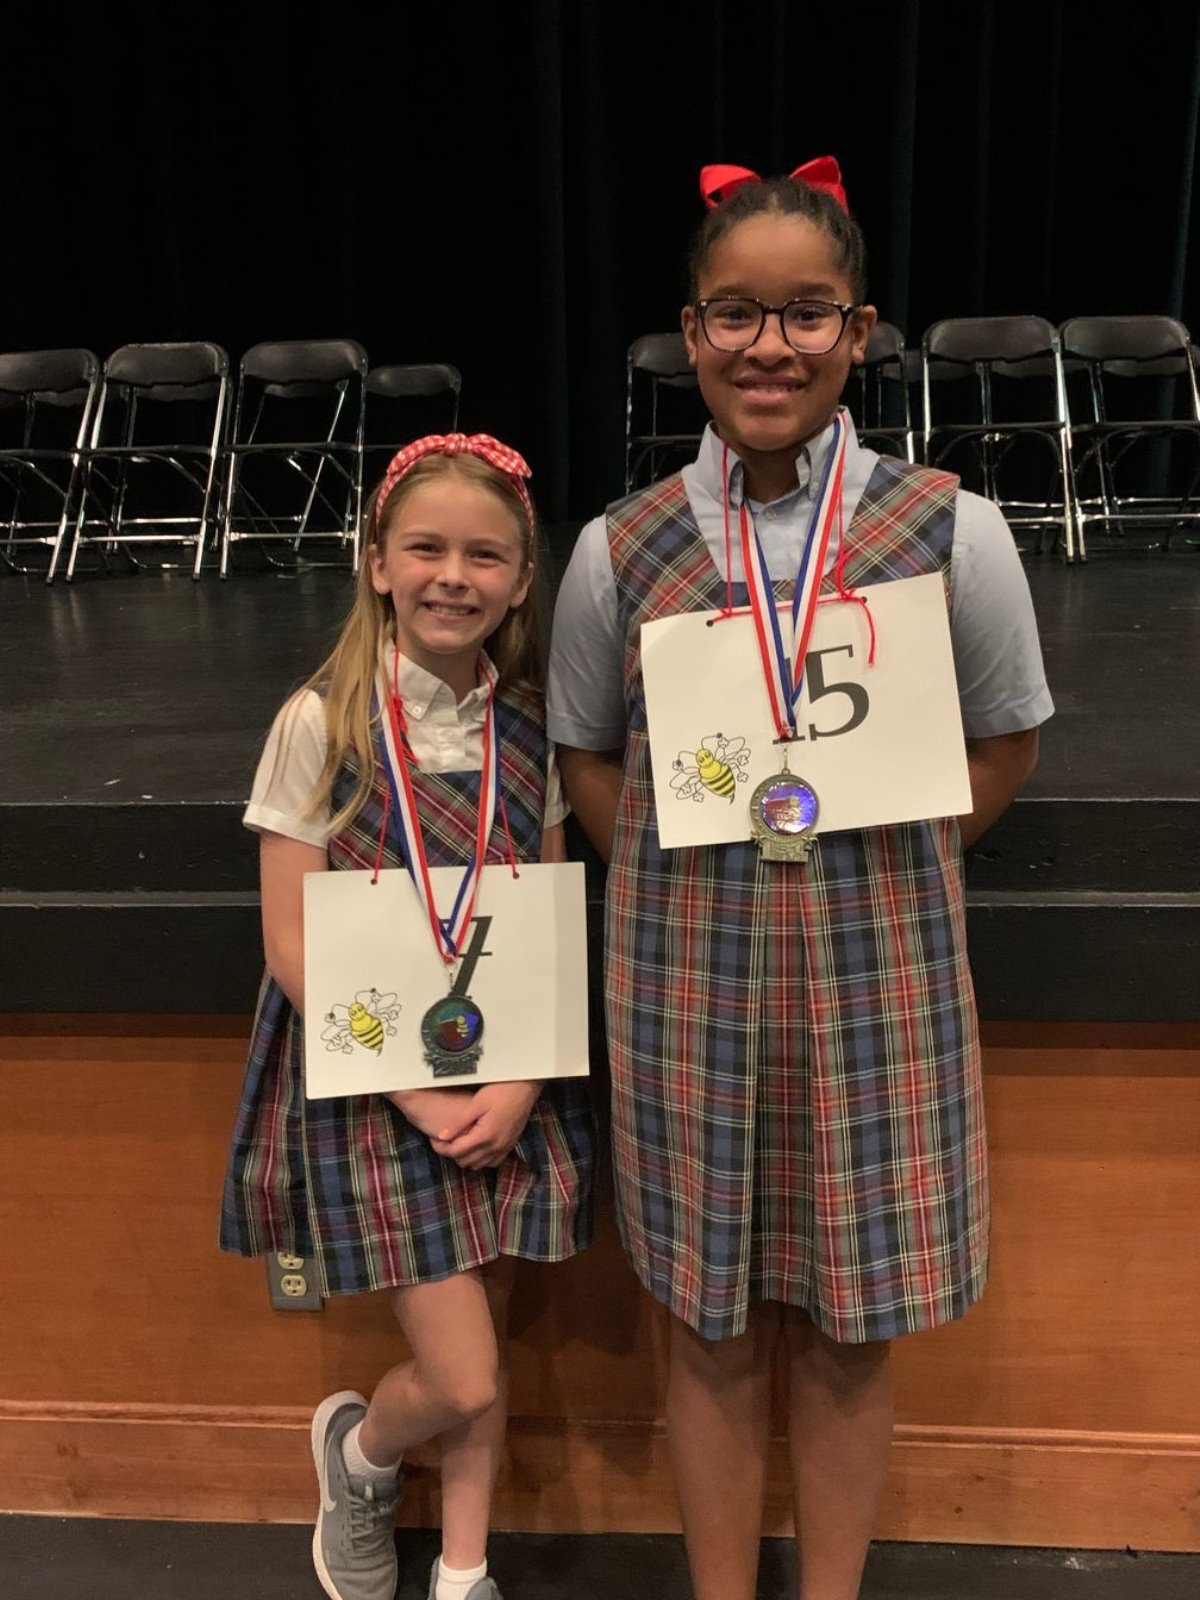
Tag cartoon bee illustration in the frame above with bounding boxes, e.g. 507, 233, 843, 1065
670, 733, 750, 804
322, 989, 401, 1056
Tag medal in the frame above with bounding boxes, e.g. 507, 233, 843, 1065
421, 995, 485, 1078
736, 410, 848, 863
377, 652, 501, 1078
418, 914, 495, 1078
749, 745, 820, 863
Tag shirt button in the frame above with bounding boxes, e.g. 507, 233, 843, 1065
410, 704, 424, 717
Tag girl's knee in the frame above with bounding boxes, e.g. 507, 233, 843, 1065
434, 1360, 499, 1423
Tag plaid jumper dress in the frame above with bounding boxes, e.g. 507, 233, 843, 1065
220, 685, 595, 1295
605, 456, 987, 1344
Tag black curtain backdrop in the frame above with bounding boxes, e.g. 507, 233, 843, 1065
2, 0, 1198, 523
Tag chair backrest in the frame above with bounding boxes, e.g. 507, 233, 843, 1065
0, 348, 100, 452
1059, 316, 1199, 423
924, 315, 1058, 365
0, 347, 99, 401
91, 343, 229, 451
232, 339, 369, 449
367, 362, 461, 400
1059, 315, 1191, 365
922, 315, 1066, 435
364, 364, 462, 452
241, 339, 368, 386
628, 332, 693, 381
624, 332, 705, 491
864, 321, 905, 367
848, 323, 912, 446
104, 341, 228, 393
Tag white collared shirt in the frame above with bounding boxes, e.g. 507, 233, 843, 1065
548, 417, 1054, 747
245, 649, 565, 848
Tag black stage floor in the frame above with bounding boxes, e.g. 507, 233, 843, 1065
1, 554, 1198, 1020
1, 1518, 1197, 1600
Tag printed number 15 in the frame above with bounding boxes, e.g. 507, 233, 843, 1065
801, 645, 869, 740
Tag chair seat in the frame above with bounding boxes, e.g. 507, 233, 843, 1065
1067, 417, 1200, 434
927, 419, 1066, 434
228, 438, 361, 453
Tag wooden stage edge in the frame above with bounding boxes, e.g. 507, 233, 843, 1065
4, 1013, 1199, 1552
2, 1403, 1198, 1552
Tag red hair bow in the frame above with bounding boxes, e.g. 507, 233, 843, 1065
700, 156, 848, 213
377, 432, 534, 524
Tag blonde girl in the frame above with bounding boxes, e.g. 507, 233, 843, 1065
222, 434, 594, 1600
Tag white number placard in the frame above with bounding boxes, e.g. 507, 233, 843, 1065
303, 862, 589, 1098
641, 573, 971, 850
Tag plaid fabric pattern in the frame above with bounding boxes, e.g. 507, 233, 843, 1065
604, 456, 987, 1343
220, 685, 595, 1295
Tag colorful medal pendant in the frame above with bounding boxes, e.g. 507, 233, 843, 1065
749, 745, 819, 863
419, 913, 494, 1077
421, 994, 485, 1078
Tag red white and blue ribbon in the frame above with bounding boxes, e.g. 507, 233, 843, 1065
739, 408, 849, 740
375, 652, 499, 965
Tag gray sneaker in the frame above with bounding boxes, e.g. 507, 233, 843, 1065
425, 1559, 504, 1599
311, 1390, 402, 1600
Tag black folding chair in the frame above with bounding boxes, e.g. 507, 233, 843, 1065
364, 362, 461, 484
220, 338, 368, 575
1060, 316, 1200, 555
922, 316, 1076, 559
848, 322, 915, 462
66, 342, 229, 581
0, 349, 100, 580
624, 333, 706, 492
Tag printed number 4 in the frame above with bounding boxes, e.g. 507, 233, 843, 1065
801, 645, 869, 740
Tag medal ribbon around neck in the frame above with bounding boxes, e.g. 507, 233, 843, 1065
374, 651, 500, 966
739, 408, 849, 741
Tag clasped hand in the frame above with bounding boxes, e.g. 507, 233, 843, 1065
386, 1081, 543, 1171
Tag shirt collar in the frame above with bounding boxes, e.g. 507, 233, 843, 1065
689, 413, 859, 511
385, 647, 493, 719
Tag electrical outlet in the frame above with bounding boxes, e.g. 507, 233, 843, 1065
265, 1251, 323, 1311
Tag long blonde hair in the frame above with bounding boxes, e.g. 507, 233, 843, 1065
291, 452, 547, 834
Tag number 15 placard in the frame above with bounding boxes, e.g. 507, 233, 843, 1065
640, 572, 971, 850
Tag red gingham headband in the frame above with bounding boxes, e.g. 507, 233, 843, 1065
700, 156, 849, 213
376, 433, 534, 526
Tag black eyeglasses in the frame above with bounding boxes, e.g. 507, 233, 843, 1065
696, 297, 863, 356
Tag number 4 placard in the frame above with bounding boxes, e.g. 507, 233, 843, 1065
640, 572, 971, 850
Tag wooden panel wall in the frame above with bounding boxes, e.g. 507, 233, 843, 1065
2, 1016, 1198, 1549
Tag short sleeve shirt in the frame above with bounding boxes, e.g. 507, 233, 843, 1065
245, 650, 567, 847
547, 417, 1054, 748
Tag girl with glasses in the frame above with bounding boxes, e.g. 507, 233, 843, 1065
549, 162, 1052, 1600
